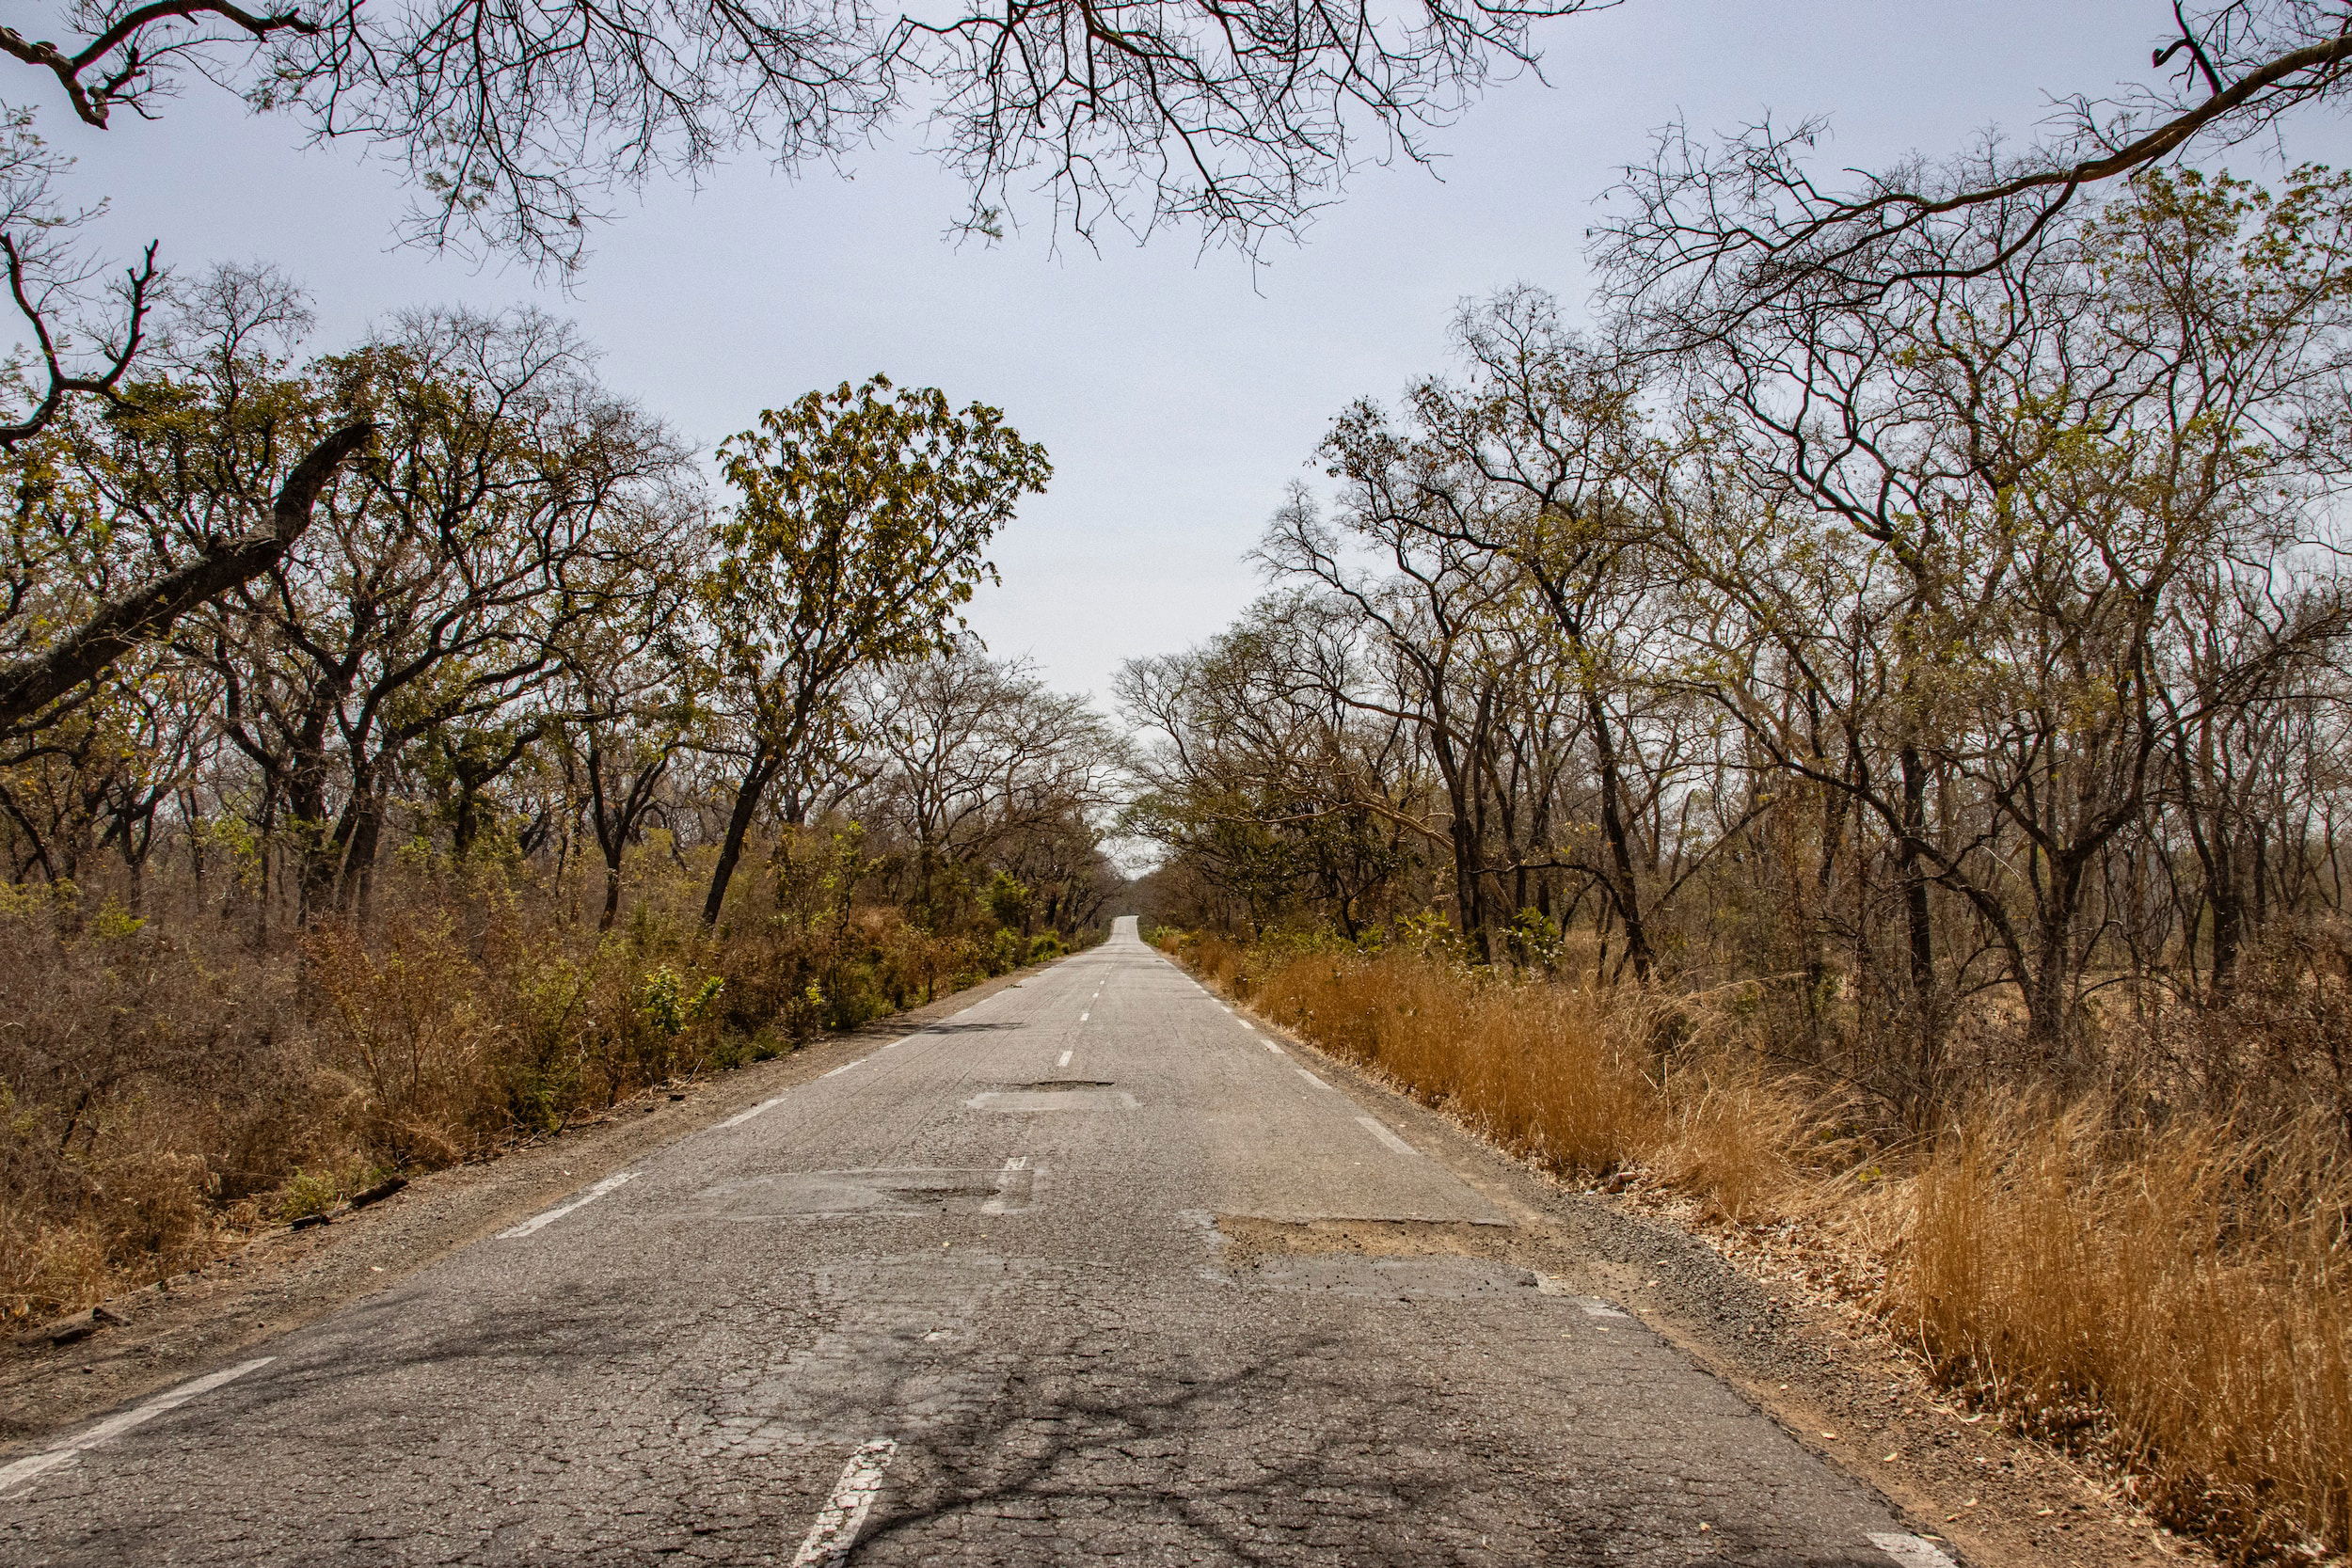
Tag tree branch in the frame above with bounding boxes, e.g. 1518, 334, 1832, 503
0, 236, 158, 446
0, 420, 375, 735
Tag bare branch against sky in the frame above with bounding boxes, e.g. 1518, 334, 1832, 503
10, 3, 2352, 698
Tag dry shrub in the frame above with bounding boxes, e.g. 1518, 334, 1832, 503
0, 902, 315, 1320
1243, 944, 1666, 1175
0, 846, 1073, 1325
307, 919, 497, 1166
1172, 929, 1248, 993
1894, 1101, 2352, 1557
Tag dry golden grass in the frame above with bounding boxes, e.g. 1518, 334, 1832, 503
1174, 932, 2352, 1562
1899, 1101, 2352, 1557
1243, 945, 1664, 1175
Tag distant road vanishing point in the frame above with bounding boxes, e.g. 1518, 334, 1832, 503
0, 918, 1953, 1566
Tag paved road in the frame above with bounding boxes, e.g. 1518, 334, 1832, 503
0, 919, 1952, 1567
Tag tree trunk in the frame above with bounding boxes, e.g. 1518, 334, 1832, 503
601, 855, 625, 931
2023, 855, 2090, 1060
0, 422, 374, 736
1588, 691, 1654, 982
702, 747, 778, 926
1894, 745, 1943, 1102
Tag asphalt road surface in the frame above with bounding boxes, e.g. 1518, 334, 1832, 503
0, 919, 1957, 1567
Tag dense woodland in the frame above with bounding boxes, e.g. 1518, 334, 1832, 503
1129, 168, 2352, 1138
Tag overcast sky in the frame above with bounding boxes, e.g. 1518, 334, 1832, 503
40, 2, 2352, 702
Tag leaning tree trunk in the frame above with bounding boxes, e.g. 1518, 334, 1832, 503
0, 421, 374, 736
702, 746, 779, 926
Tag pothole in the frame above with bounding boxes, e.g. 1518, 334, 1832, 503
1216, 1215, 1521, 1263
690, 1166, 1036, 1218
1240, 1254, 1543, 1298
1207, 1215, 1617, 1307
966, 1081, 1137, 1112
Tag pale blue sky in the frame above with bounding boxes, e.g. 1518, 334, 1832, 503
35, 2, 2352, 698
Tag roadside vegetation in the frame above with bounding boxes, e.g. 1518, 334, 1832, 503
0, 289, 1125, 1324
1162, 932, 2348, 1561
1131, 166, 2352, 1565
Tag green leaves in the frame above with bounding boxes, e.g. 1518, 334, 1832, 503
704, 374, 1050, 745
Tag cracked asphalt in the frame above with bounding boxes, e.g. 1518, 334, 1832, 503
0, 919, 1947, 1566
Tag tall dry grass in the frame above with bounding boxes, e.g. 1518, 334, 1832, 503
1899, 1103, 2352, 1556
1242, 943, 1666, 1175
1172, 932, 2352, 1562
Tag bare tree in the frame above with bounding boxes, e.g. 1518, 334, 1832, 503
857, 644, 1126, 920
1600, 5, 2352, 341
4, 0, 1607, 272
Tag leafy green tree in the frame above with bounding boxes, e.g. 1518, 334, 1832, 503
699, 375, 1048, 925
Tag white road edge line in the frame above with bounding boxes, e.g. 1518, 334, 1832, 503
1355, 1116, 1420, 1157
821, 1061, 862, 1078
793, 1436, 899, 1566
499, 1171, 635, 1238
718, 1095, 788, 1128
1867, 1533, 1961, 1568
0, 1357, 274, 1497
1057, 1050, 1073, 1068
1295, 1068, 1338, 1092
1263, 1040, 1286, 1054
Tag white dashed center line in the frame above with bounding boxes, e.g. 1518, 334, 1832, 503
499, 1170, 635, 1238
1356, 1116, 1420, 1157
1079, 1011, 1089, 1022
981, 1154, 1032, 1215
0, 1357, 274, 1497
718, 1095, 787, 1128
1057, 1049, 1073, 1068
793, 1436, 899, 1566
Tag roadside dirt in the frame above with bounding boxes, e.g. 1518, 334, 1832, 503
1218, 990, 2236, 1568
0, 959, 1055, 1449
